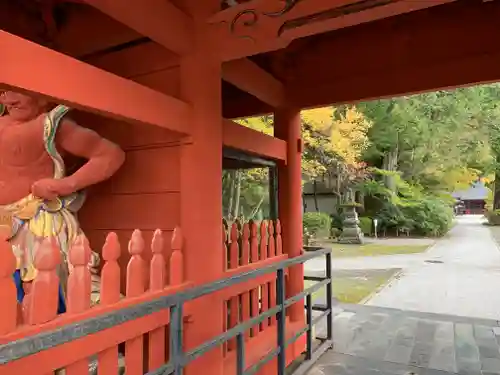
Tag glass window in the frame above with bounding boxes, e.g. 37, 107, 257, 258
222, 148, 277, 222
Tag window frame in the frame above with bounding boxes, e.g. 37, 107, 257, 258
222, 147, 279, 220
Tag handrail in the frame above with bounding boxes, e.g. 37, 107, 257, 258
0, 248, 333, 375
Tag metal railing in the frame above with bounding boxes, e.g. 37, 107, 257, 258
0, 248, 333, 375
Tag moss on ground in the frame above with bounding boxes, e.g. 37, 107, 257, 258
328, 243, 429, 258
305, 269, 399, 304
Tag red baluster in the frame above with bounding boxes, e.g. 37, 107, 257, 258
259, 221, 269, 330
99, 232, 121, 374
149, 229, 167, 370
169, 227, 184, 286
275, 220, 283, 256
241, 224, 251, 340
228, 223, 239, 350
66, 234, 92, 375
67, 234, 92, 313
268, 221, 277, 326
125, 230, 146, 375
249, 221, 260, 337
26, 238, 61, 325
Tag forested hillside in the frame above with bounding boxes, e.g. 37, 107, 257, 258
225, 83, 500, 236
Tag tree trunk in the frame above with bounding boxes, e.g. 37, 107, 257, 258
313, 180, 319, 211
494, 169, 500, 210
382, 147, 399, 192
233, 170, 242, 219
249, 195, 265, 219
227, 170, 236, 219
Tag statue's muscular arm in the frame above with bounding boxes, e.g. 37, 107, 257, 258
57, 120, 125, 194
31, 119, 125, 199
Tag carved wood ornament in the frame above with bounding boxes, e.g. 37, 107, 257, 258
218, 0, 406, 41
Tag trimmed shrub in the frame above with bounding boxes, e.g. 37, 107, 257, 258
303, 212, 332, 238
356, 173, 454, 237
485, 209, 500, 225
359, 217, 372, 236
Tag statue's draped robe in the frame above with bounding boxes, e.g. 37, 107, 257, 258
2, 105, 101, 313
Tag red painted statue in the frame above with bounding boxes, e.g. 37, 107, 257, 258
0, 90, 125, 311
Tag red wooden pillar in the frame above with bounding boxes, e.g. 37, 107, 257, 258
179, 4, 224, 374
274, 107, 305, 327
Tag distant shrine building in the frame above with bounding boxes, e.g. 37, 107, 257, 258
452, 181, 489, 215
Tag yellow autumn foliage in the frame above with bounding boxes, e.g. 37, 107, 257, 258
330, 107, 372, 166
439, 167, 482, 191
235, 116, 273, 136
301, 106, 371, 168
300, 107, 333, 131
234, 106, 371, 179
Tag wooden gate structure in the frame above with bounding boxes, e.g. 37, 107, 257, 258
1, 0, 500, 374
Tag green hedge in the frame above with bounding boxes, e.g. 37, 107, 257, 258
303, 212, 332, 238
359, 217, 372, 236
356, 174, 454, 237
485, 209, 500, 225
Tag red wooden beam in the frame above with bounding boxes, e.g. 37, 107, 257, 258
290, 0, 500, 107
55, 5, 143, 58
0, 31, 191, 134
223, 0, 500, 117
293, 50, 500, 109
81, 0, 193, 55
281, 0, 455, 42
208, 0, 453, 61
222, 59, 284, 107
222, 119, 287, 162
85, 41, 285, 107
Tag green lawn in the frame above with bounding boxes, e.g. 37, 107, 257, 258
305, 269, 399, 304
327, 243, 430, 258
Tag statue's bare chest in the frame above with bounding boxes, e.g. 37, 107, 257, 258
0, 119, 49, 167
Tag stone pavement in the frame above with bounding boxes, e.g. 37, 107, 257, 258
309, 304, 500, 375
305, 238, 435, 272
305, 215, 500, 320
366, 216, 500, 320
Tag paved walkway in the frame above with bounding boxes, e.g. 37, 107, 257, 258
305, 238, 435, 272
309, 304, 500, 375
367, 216, 500, 320
305, 215, 500, 320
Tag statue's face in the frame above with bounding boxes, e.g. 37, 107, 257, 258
0, 91, 47, 122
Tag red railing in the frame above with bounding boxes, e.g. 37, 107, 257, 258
0, 228, 187, 374
222, 219, 287, 356
1, 220, 303, 374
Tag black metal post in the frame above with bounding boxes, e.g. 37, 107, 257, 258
326, 252, 333, 341
237, 333, 245, 375
305, 294, 313, 360
277, 268, 286, 375
170, 303, 184, 375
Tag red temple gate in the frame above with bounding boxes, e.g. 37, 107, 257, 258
1, 0, 500, 374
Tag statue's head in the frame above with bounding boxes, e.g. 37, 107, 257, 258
0, 91, 48, 121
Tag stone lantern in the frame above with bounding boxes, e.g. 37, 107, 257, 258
338, 190, 364, 244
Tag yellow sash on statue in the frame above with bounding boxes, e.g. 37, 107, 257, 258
1, 193, 83, 282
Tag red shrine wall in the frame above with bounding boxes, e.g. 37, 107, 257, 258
74, 112, 182, 285
73, 49, 184, 284
68, 43, 286, 285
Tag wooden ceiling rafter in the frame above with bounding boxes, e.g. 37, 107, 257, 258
222, 59, 284, 107
208, 0, 457, 61
281, 0, 456, 41
80, 0, 193, 56
52, 3, 144, 58
0, 31, 191, 135
78, 0, 285, 107
223, 0, 500, 118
